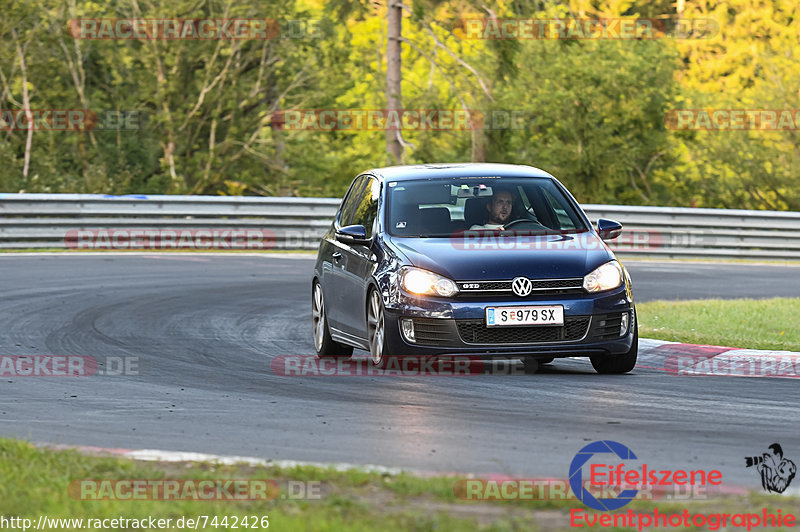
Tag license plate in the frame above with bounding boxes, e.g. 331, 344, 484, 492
486, 305, 564, 327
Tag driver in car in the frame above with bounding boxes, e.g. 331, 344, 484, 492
470, 188, 514, 230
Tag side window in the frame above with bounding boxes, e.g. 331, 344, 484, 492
351, 178, 380, 238
338, 175, 367, 227
542, 189, 578, 230
514, 186, 541, 223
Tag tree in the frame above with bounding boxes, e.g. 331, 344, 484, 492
386, 0, 403, 163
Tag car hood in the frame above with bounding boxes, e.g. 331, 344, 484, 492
388, 232, 615, 280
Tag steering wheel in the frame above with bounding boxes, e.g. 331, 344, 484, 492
503, 218, 546, 230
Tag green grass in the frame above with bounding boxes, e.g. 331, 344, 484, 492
637, 298, 800, 351
0, 439, 485, 532
2, 438, 799, 531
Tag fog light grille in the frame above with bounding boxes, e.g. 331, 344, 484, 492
591, 313, 626, 340
406, 318, 460, 346
455, 317, 590, 345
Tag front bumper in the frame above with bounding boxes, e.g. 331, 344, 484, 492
383, 286, 634, 357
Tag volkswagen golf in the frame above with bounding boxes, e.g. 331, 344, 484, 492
311, 163, 638, 374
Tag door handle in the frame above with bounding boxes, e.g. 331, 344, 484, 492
332, 251, 342, 262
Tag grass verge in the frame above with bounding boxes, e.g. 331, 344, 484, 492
2, 438, 799, 531
637, 298, 800, 351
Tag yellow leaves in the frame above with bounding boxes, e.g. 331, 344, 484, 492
296, 0, 327, 11
11, 79, 34, 94
678, 0, 800, 95
220, 180, 248, 196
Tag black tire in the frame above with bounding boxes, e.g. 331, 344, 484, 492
366, 288, 393, 367
522, 358, 539, 374
590, 311, 638, 374
538, 357, 555, 364
312, 282, 353, 359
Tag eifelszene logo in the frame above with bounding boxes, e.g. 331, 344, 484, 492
745, 443, 797, 494
569, 441, 640, 511
569, 440, 722, 511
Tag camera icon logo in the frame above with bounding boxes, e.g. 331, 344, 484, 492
745, 443, 796, 494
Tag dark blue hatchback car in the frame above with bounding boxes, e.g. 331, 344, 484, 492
312, 163, 637, 374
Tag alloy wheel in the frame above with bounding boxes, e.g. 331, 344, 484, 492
312, 284, 325, 352
367, 290, 385, 364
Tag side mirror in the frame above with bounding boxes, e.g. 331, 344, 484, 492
335, 224, 370, 245
597, 218, 623, 241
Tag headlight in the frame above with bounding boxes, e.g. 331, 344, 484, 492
583, 261, 624, 293
401, 267, 459, 297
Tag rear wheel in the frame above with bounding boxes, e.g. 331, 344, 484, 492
590, 311, 637, 374
367, 288, 395, 367
312, 282, 353, 359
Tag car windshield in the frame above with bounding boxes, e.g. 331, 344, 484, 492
386, 177, 589, 237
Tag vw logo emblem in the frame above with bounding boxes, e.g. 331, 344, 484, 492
511, 276, 532, 297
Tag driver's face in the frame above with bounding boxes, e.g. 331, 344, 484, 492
487, 191, 513, 224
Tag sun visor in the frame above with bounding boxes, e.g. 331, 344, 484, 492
395, 182, 453, 204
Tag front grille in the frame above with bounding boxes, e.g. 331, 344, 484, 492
590, 313, 626, 340
457, 278, 584, 296
456, 316, 591, 345
410, 318, 460, 346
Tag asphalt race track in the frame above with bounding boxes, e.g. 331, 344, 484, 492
1, 254, 798, 486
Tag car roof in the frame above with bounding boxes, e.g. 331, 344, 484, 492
365, 163, 554, 182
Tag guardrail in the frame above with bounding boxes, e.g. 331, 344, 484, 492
1, 193, 799, 260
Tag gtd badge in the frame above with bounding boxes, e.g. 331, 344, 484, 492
569, 440, 639, 511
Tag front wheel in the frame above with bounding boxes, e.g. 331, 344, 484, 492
590, 312, 638, 374
312, 282, 353, 359
367, 288, 394, 367
522, 358, 539, 374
